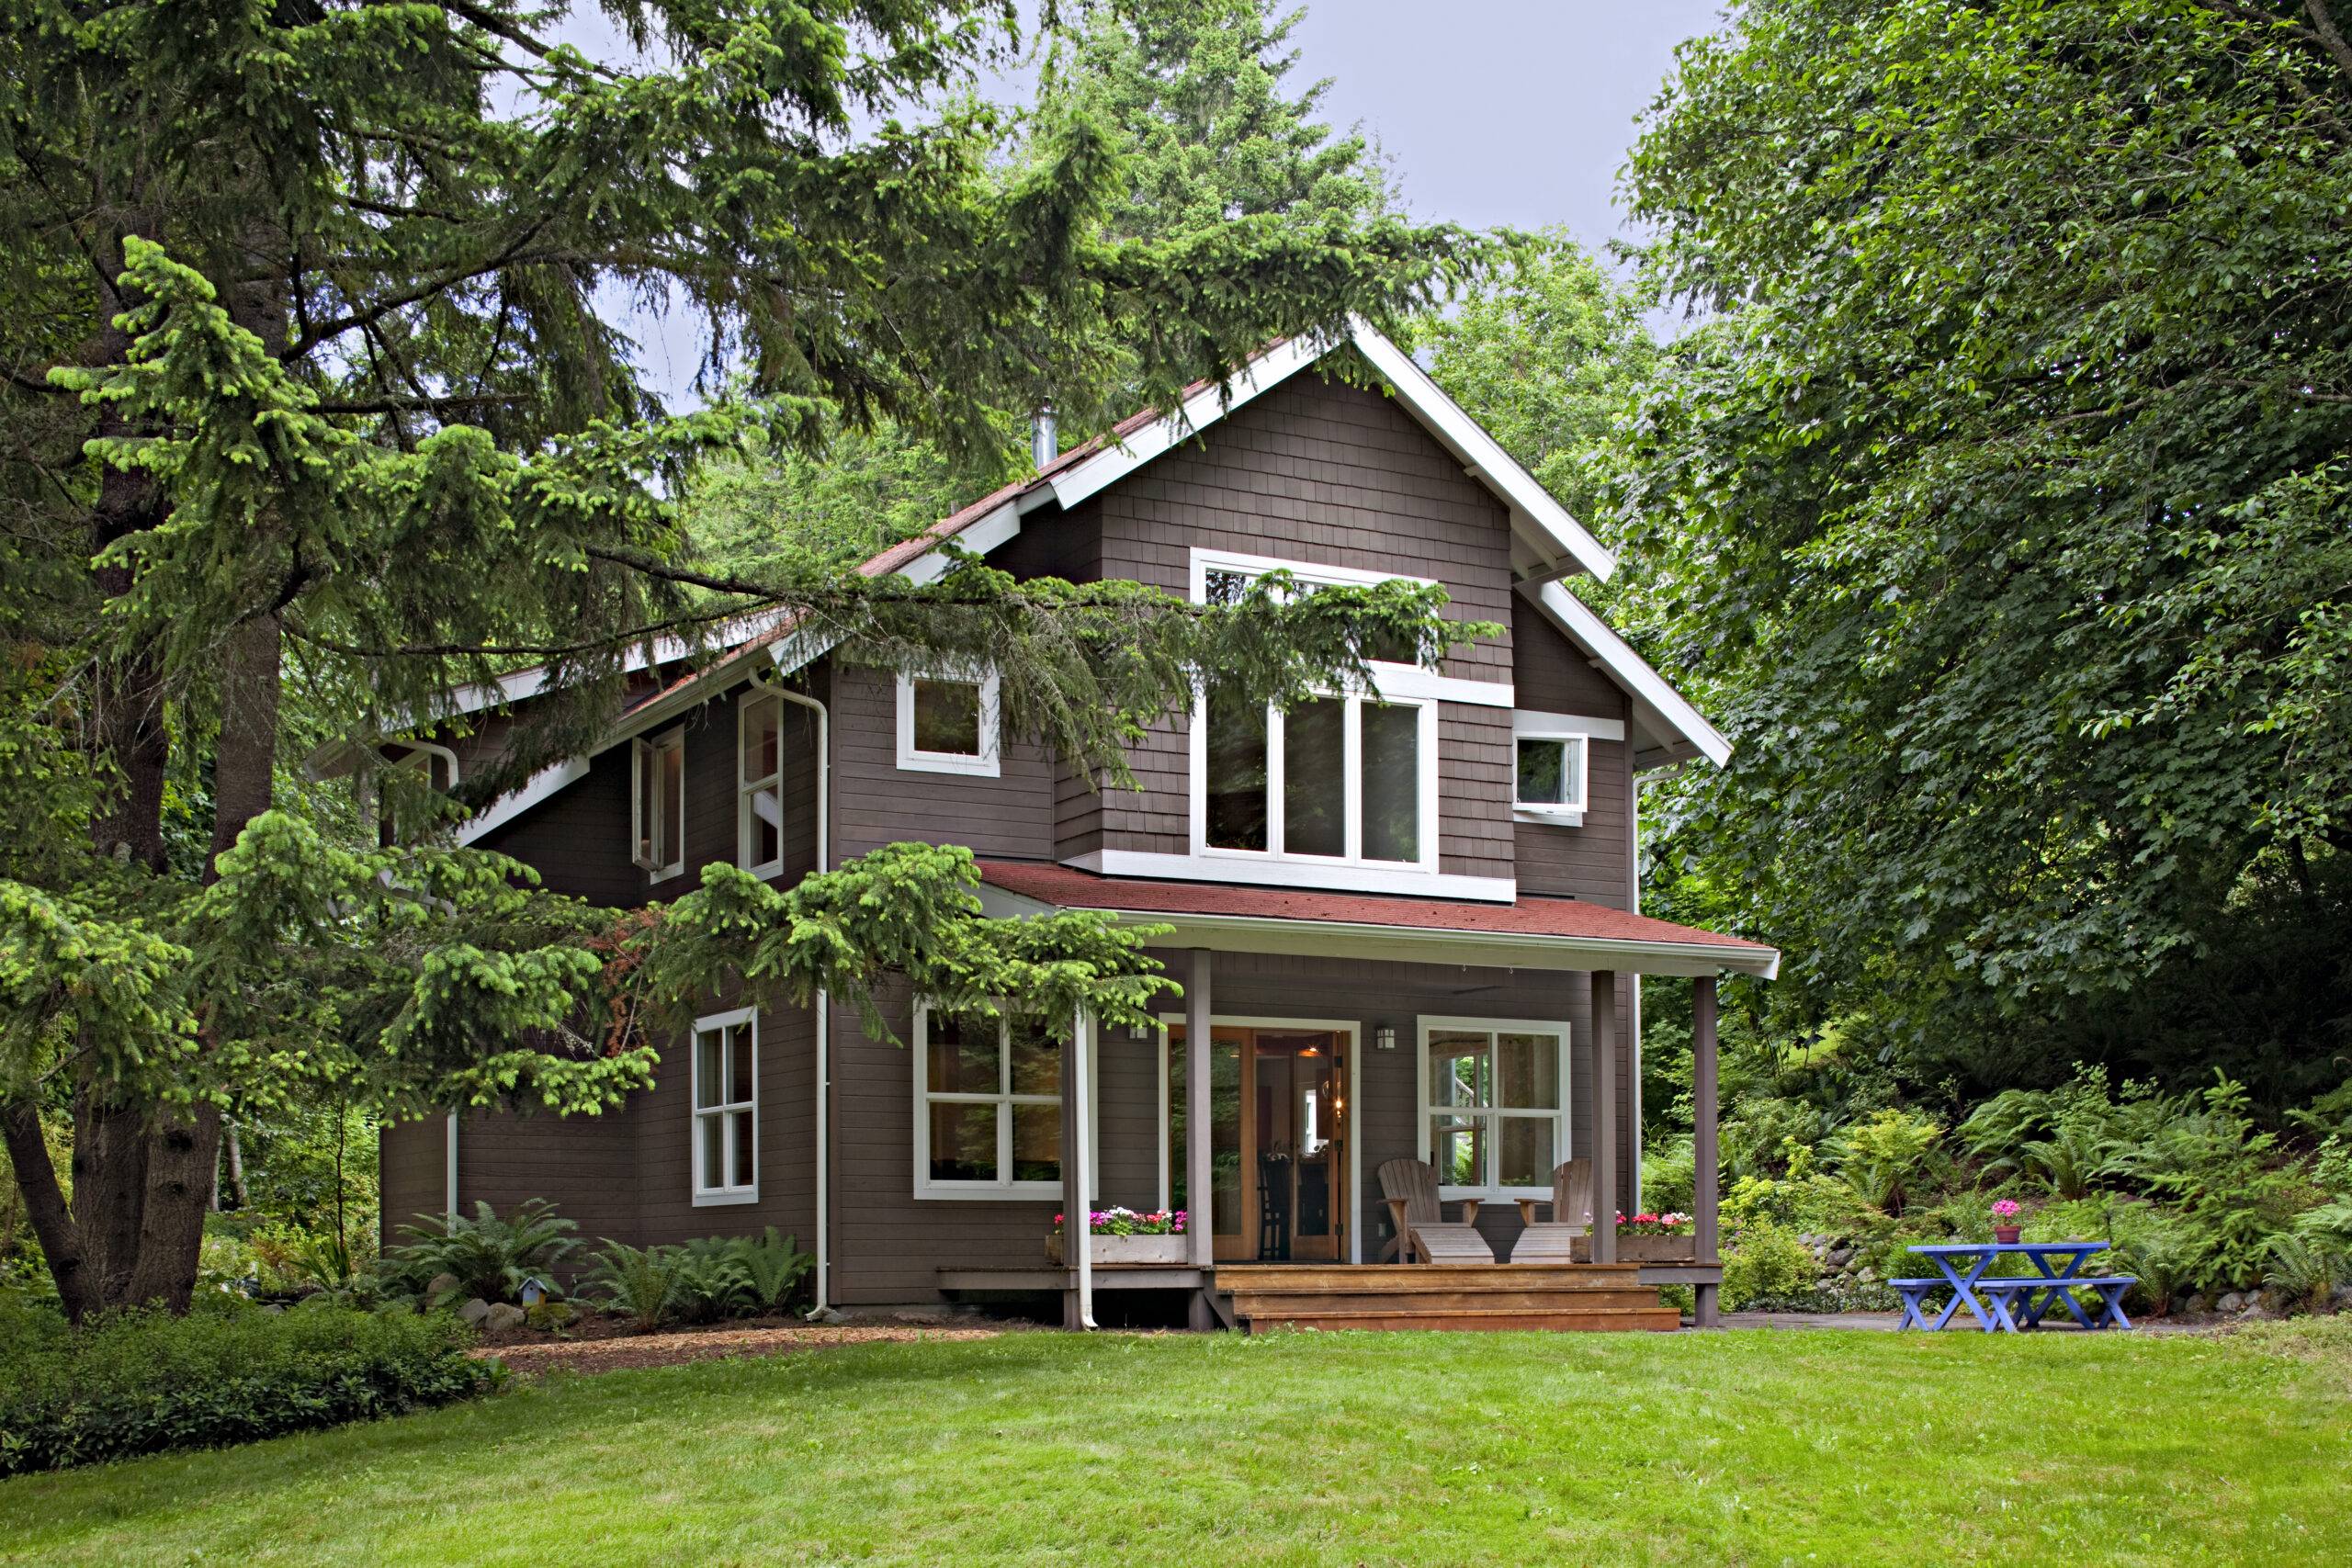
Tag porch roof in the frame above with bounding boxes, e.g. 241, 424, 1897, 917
974, 861, 1780, 980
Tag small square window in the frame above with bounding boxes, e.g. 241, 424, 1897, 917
897, 671, 1000, 776
1513, 734, 1588, 818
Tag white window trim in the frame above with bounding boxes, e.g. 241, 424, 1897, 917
630, 725, 685, 882
737, 691, 784, 878
895, 670, 1001, 778
1189, 682, 1441, 875
691, 1006, 759, 1206
1510, 712, 1600, 828
1415, 1016, 1574, 1203
912, 1003, 1098, 1201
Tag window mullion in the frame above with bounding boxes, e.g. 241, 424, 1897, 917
1265, 705, 1285, 857
1343, 695, 1363, 863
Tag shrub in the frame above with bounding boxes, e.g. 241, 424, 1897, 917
1721, 1220, 1818, 1310
2263, 1235, 2348, 1315
1830, 1109, 1944, 1214
1641, 1141, 1697, 1215
0, 1293, 496, 1475
729, 1228, 814, 1314
386, 1199, 578, 1306
2315, 1135, 2352, 1199
581, 1242, 679, 1333
669, 1240, 755, 1324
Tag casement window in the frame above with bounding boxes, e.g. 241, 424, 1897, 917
692, 1008, 758, 1204
738, 691, 783, 877
1418, 1019, 1572, 1201
1513, 733, 1589, 819
913, 1005, 1096, 1199
1196, 685, 1437, 869
631, 726, 685, 880
895, 670, 1000, 777
1189, 548, 1442, 876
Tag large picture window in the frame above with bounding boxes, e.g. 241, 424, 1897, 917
630, 726, 685, 880
1417, 1019, 1571, 1201
1198, 684, 1435, 868
692, 1009, 758, 1204
739, 693, 783, 876
914, 1006, 1095, 1199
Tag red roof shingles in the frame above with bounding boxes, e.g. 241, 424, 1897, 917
974, 859, 1771, 953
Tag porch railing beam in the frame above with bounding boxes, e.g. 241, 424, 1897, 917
1590, 969, 1619, 1266
1186, 950, 1214, 1272
1692, 974, 1722, 1327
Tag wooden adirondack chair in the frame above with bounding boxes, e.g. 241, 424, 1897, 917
1376, 1157, 1493, 1264
1508, 1157, 1594, 1265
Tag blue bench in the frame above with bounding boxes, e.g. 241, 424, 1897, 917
1893, 1279, 1950, 1331
1974, 1275, 2136, 1332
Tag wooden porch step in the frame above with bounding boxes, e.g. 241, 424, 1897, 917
1226, 1288, 1662, 1315
1247, 1307, 1683, 1333
1219, 1264, 1645, 1292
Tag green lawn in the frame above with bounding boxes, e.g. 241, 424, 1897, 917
6, 1323, 2348, 1566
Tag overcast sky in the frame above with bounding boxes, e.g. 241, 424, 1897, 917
616, 3, 1725, 400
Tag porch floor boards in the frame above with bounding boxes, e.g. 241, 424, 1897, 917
1216, 1263, 1681, 1334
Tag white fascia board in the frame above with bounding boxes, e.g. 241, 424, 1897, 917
1045, 335, 1331, 510
1069, 849, 1517, 904
1344, 321, 1617, 585
1530, 581, 1732, 770
897, 500, 1024, 586
438, 609, 791, 720
454, 757, 591, 847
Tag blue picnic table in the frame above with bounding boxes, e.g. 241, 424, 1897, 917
1895, 1242, 2135, 1333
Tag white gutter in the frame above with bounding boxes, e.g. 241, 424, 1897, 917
406, 741, 467, 1221
755, 671, 831, 1312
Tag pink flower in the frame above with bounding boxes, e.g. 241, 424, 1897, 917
1992, 1199, 2021, 1222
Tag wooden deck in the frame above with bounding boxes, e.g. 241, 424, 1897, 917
1215, 1262, 1683, 1333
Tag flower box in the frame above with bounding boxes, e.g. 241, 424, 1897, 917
1046, 1233, 1190, 1266
1569, 1234, 1702, 1263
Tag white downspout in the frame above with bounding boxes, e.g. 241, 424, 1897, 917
1073, 1011, 1096, 1329
400, 741, 467, 1223
755, 671, 831, 1312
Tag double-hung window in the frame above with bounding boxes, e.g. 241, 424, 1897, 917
1419, 1019, 1571, 1201
1192, 550, 1439, 874
739, 692, 783, 876
896, 669, 1000, 777
692, 1008, 758, 1204
631, 726, 685, 881
914, 1006, 1093, 1199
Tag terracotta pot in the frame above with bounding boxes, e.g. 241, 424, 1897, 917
1993, 1225, 2021, 1245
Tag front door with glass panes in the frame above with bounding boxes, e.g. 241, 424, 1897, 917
1167, 1024, 1350, 1261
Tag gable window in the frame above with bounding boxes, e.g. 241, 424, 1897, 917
1514, 734, 1588, 819
693, 1008, 758, 1204
914, 1005, 1096, 1199
1419, 1019, 1571, 1201
896, 670, 1000, 777
631, 726, 685, 880
739, 692, 783, 877
1198, 684, 1435, 868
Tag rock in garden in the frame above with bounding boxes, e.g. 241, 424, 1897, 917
805, 1304, 847, 1325
2214, 1292, 2245, 1314
482, 1303, 527, 1332
1826, 1246, 1855, 1270
2183, 1293, 2209, 1314
426, 1272, 460, 1303
458, 1297, 493, 1325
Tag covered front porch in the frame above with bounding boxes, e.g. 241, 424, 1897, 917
963, 863, 1779, 1331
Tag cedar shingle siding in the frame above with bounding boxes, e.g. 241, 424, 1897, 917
384, 365, 1663, 1300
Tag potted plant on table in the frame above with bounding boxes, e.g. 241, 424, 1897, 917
1991, 1198, 2022, 1246
1046, 1206, 1189, 1265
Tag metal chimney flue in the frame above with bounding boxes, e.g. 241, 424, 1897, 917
1030, 405, 1057, 471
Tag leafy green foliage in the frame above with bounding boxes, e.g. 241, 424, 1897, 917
1828, 1110, 1944, 1215
1620, 0, 2352, 1102
581, 1243, 681, 1336
580, 1230, 813, 1333
0, 1294, 495, 1475
385, 1201, 580, 1308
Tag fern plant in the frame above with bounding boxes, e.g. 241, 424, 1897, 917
582, 1242, 679, 1334
729, 1229, 814, 1314
1831, 1110, 1945, 1215
2262, 1234, 2348, 1315
670, 1240, 755, 1323
387, 1200, 579, 1306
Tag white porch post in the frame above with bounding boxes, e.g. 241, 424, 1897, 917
1692, 974, 1722, 1327
1589, 970, 1619, 1266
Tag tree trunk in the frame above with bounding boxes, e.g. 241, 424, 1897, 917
1, 1102, 92, 1322
222, 1119, 248, 1210
71, 1087, 153, 1312
124, 1103, 223, 1313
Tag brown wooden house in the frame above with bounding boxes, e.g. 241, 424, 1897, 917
378, 324, 1777, 1330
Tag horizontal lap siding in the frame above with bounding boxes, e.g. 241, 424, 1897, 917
830, 663, 1055, 863
379, 1118, 446, 1247
636, 1000, 819, 1249
1510, 601, 1635, 907
1079, 375, 1518, 875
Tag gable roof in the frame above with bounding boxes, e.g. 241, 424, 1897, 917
1524, 581, 1732, 771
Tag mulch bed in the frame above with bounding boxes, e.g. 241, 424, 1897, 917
469, 1314, 1012, 1378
